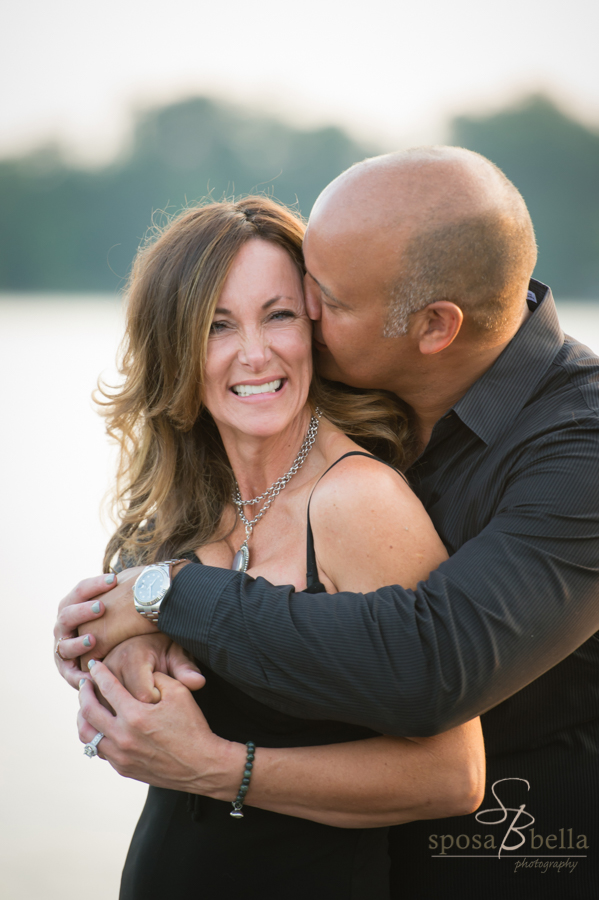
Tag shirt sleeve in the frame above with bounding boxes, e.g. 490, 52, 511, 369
158, 421, 599, 736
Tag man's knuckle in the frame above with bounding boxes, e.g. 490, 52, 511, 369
136, 689, 155, 704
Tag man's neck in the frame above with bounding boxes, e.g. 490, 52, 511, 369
407, 306, 533, 452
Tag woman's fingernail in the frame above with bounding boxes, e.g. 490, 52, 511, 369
105, 573, 115, 584
83, 635, 92, 648
91, 601, 101, 614
79, 678, 86, 688
87, 659, 96, 670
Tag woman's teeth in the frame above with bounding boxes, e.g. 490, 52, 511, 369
232, 379, 283, 397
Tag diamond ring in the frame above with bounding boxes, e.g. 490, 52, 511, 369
83, 732, 105, 758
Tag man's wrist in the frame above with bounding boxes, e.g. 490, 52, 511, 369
171, 560, 192, 581
155, 559, 192, 625
155, 561, 232, 660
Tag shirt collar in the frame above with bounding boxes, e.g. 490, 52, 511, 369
450, 279, 564, 445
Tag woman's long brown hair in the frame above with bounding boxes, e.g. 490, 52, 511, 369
98, 196, 414, 571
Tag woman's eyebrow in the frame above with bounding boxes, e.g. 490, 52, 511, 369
214, 296, 295, 315
263, 296, 287, 309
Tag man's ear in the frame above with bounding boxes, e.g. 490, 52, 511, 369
415, 302, 463, 355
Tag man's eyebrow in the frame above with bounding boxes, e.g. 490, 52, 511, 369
305, 271, 349, 308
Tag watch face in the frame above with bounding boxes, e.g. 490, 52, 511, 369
135, 567, 169, 606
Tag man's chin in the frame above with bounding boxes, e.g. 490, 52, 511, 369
314, 353, 343, 382
314, 355, 364, 389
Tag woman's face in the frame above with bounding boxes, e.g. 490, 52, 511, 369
202, 238, 313, 442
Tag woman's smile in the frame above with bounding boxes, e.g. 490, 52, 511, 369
230, 376, 287, 398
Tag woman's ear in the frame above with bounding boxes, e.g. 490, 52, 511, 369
416, 302, 463, 355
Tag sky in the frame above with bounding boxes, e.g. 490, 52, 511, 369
2, 0, 599, 164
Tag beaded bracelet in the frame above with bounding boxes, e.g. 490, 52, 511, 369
230, 741, 256, 818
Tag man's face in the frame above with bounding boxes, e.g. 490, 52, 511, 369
303, 224, 412, 393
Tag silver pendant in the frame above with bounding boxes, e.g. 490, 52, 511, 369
231, 543, 249, 573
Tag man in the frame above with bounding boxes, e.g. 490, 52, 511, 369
56, 147, 599, 897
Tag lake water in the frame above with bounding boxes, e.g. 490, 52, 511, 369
1, 295, 599, 899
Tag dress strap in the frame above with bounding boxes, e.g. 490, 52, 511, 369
305, 451, 402, 593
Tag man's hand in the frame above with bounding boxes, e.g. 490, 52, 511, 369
78, 660, 243, 798
102, 634, 206, 703
54, 573, 121, 688
78, 566, 156, 670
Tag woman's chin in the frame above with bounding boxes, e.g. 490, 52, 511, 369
212, 390, 310, 442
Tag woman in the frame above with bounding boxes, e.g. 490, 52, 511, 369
79, 196, 484, 899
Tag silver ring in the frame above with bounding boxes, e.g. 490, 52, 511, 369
83, 732, 105, 758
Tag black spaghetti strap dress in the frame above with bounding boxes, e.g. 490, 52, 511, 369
120, 453, 396, 900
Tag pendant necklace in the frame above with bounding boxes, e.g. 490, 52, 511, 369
231, 408, 322, 573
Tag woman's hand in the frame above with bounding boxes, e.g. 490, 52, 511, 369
78, 661, 243, 798
54, 573, 119, 688
102, 634, 205, 703
79, 566, 157, 669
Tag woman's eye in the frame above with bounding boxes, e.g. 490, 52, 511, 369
269, 310, 294, 321
209, 320, 228, 334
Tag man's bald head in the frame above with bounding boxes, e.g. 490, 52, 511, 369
308, 147, 538, 338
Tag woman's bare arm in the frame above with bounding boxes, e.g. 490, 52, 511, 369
215, 725, 485, 828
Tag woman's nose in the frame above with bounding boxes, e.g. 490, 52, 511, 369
238, 329, 272, 370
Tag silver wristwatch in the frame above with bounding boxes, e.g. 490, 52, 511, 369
133, 559, 187, 623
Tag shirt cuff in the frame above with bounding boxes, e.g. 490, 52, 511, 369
158, 562, 240, 661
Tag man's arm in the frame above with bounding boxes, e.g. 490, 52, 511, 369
157, 422, 599, 735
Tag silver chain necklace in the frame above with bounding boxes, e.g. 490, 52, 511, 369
231, 408, 322, 573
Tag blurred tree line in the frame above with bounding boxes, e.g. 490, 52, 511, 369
0, 93, 597, 296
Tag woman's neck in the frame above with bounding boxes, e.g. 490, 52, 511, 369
219, 406, 315, 501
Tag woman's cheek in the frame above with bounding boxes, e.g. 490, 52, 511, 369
288, 332, 314, 374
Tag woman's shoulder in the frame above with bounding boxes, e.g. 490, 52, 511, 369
312, 437, 414, 512
309, 438, 447, 592
309, 440, 431, 552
